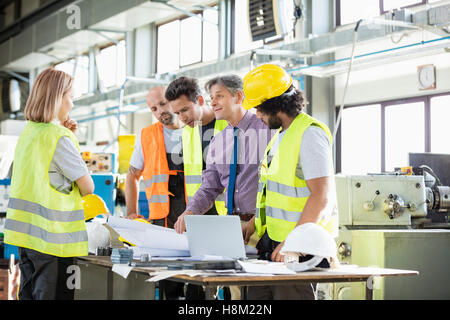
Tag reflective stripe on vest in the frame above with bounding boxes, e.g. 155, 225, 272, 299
266, 180, 310, 198
185, 175, 202, 185
149, 194, 169, 203
5, 219, 88, 244
8, 198, 85, 222
143, 174, 169, 189
255, 113, 337, 242
266, 206, 301, 223
182, 120, 228, 215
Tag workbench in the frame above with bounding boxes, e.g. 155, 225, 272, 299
75, 255, 418, 300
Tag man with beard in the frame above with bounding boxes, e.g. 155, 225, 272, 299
241, 64, 338, 300
125, 86, 186, 299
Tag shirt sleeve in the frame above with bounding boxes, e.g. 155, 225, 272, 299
129, 130, 145, 170
186, 137, 225, 214
299, 126, 333, 180
52, 136, 89, 182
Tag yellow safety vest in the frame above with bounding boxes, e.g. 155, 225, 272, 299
182, 120, 228, 215
4, 121, 88, 257
255, 113, 338, 242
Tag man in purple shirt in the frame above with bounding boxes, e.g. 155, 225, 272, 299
174, 75, 274, 234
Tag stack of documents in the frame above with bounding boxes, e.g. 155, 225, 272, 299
107, 216, 190, 258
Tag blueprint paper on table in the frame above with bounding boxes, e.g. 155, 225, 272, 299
107, 216, 190, 257
237, 260, 297, 275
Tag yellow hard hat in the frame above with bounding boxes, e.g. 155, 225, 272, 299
242, 64, 293, 110
82, 194, 109, 221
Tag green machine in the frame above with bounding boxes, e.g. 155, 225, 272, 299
331, 172, 450, 300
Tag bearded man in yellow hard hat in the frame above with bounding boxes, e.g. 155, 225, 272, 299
241, 64, 339, 300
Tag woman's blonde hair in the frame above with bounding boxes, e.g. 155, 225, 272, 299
24, 68, 73, 123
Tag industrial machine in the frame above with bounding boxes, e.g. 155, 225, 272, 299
82, 152, 117, 214
332, 163, 450, 299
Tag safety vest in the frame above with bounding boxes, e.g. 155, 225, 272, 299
255, 113, 338, 242
141, 122, 184, 221
182, 120, 228, 215
4, 122, 88, 257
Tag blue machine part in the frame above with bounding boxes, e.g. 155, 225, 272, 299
0, 179, 11, 185
3, 243, 19, 260
91, 174, 116, 214
1, 180, 18, 259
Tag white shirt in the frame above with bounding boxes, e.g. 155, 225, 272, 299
129, 126, 183, 170
49, 136, 89, 194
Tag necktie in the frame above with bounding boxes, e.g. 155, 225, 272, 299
227, 127, 238, 215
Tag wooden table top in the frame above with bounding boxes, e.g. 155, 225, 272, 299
77, 255, 419, 286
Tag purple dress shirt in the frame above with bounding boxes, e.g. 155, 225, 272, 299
186, 111, 275, 214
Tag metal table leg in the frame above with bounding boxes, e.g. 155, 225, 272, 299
107, 269, 114, 300
147, 281, 156, 300
366, 278, 374, 300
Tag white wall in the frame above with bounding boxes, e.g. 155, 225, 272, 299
335, 32, 450, 106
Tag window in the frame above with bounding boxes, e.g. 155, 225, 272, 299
96, 40, 126, 88
382, 0, 424, 12
157, 20, 180, 73
339, 0, 380, 26
430, 95, 450, 153
54, 55, 89, 98
385, 101, 425, 171
180, 16, 202, 66
203, 8, 219, 62
340, 104, 382, 174
339, 93, 450, 174
157, 7, 219, 73
338, 0, 434, 26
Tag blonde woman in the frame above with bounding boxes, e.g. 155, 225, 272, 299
3, 68, 94, 300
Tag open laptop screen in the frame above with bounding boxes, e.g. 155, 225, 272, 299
185, 215, 247, 260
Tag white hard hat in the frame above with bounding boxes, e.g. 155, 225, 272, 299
281, 223, 338, 272
86, 221, 111, 254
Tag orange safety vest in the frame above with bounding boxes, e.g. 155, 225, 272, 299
141, 122, 185, 226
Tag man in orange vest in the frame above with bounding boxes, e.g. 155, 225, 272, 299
125, 86, 186, 299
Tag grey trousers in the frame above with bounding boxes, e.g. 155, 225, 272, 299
18, 247, 75, 300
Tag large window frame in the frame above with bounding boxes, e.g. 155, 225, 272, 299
336, 91, 450, 173
336, 0, 434, 26
54, 54, 90, 98
156, 7, 219, 74
96, 39, 127, 89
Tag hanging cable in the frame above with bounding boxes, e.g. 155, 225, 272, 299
292, 0, 302, 33
332, 19, 362, 142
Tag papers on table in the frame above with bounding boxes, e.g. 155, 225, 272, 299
237, 260, 297, 275
107, 216, 190, 258
112, 264, 133, 279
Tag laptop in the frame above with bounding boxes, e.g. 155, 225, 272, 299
184, 215, 247, 260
